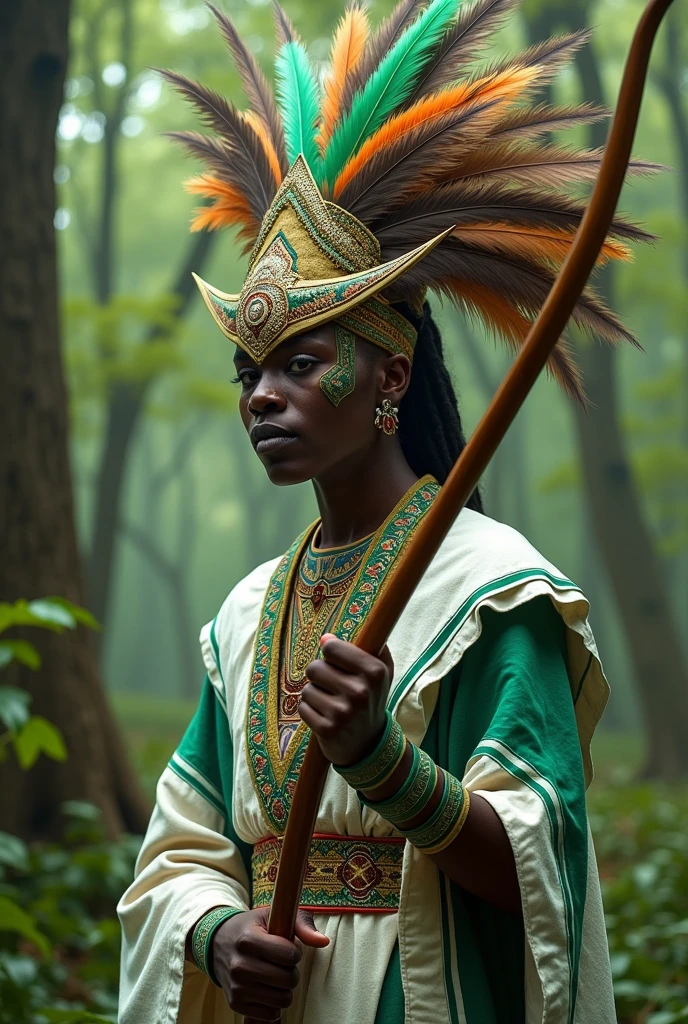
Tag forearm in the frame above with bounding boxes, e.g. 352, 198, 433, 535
361, 741, 521, 914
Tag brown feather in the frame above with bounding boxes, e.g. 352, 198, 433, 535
421, 142, 662, 191
444, 277, 585, 402
338, 0, 428, 120
273, 1, 299, 46
478, 31, 591, 97
339, 99, 503, 222
319, 3, 369, 151
373, 181, 652, 245
207, 3, 288, 175
449, 222, 633, 267
383, 238, 639, 348
243, 111, 283, 186
158, 69, 277, 220
492, 102, 609, 142
406, 0, 520, 103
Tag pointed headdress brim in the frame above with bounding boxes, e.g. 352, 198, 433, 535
192, 227, 450, 363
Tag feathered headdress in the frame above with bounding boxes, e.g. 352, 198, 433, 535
161, 0, 656, 402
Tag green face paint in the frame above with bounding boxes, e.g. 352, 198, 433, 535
319, 324, 356, 407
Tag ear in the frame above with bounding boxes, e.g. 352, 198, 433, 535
378, 354, 412, 405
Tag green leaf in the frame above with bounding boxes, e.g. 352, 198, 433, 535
27, 600, 77, 630
0, 830, 30, 871
0, 894, 51, 958
0, 686, 32, 731
0, 600, 65, 635
13, 716, 68, 769
0, 640, 42, 671
42, 597, 101, 632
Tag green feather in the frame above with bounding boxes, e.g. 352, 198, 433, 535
322, 0, 461, 188
275, 41, 322, 177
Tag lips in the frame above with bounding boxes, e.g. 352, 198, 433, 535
250, 422, 297, 454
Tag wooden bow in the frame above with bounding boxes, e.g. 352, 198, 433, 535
246, 1, 677, 1019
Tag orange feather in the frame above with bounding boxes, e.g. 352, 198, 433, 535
332, 65, 540, 199
184, 174, 258, 250
443, 277, 584, 400
242, 110, 283, 187
450, 223, 633, 268
318, 5, 369, 152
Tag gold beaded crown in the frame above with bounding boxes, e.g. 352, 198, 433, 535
164, 0, 654, 399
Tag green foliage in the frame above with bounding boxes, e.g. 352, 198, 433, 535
0, 598, 98, 770
589, 785, 688, 1023
0, 804, 140, 1024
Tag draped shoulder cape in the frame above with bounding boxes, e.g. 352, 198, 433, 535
118, 494, 615, 1024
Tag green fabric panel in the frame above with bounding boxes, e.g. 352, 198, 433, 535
175, 675, 253, 880
421, 596, 587, 1024
374, 940, 405, 1023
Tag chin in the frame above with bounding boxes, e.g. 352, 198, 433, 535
260, 456, 316, 487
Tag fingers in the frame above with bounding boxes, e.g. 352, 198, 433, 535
293, 910, 330, 949
320, 634, 390, 680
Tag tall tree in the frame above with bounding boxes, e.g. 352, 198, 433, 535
0, 0, 150, 838
524, 0, 688, 778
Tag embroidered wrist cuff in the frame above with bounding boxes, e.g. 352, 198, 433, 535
191, 906, 244, 986
362, 743, 438, 825
401, 769, 471, 855
334, 711, 406, 791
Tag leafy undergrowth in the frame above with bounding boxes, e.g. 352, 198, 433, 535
0, 804, 139, 1024
589, 784, 688, 1024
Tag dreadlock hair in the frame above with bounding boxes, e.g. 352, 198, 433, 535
396, 301, 483, 514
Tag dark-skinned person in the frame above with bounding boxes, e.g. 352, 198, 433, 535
117, 2, 650, 1021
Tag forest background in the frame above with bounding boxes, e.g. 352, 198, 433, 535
1, 0, 687, 1020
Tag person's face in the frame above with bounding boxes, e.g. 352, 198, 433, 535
232, 325, 411, 486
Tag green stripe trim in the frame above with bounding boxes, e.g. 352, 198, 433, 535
439, 875, 461, 1024
388, 568, 577, 712
472, 743, 579, 1022
168, 756, 226, 821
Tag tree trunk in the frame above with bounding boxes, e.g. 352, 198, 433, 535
0, 0, 151, 838
546, 1, 688, 777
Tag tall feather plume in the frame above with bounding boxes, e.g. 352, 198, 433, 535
406, 0, 520, 103
158, 70, 277, 221
207, 3, 288, 177
318, 3, 370, 152
322, 0, 461, 189
274, 1, 299, 46
275, 41, 322, 174
333, 65, 542, 202
338, 99, 504, 221
243, 111, 283, 186
338, 0, 428, 120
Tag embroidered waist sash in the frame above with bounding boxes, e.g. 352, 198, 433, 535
252, 833, 405, 913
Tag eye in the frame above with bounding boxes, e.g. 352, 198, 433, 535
231, 368, 259, 388
288, 355, 318, 374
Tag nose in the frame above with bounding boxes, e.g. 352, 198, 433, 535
247, 374, 287, 416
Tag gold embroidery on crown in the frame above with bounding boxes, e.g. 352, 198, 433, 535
236, 236, 299, 356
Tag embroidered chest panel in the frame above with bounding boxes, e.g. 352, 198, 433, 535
245, 477, 440, 835
278, 534, 373, 757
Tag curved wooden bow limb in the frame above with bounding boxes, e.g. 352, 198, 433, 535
245, 1, 677, 1018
